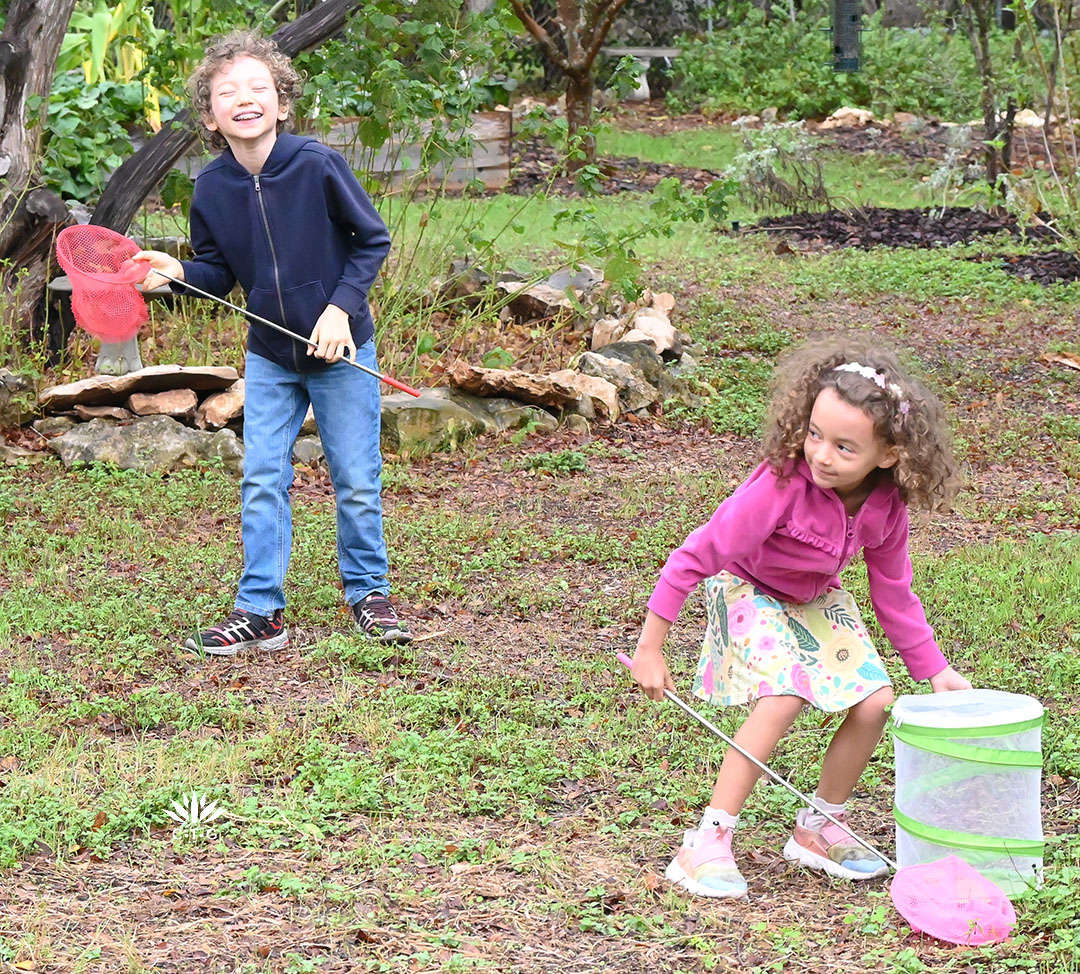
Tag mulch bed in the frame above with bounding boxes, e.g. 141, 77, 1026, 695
753, 206, 1052, 249
753, 206, 1080, 284
508, 138, 721, 196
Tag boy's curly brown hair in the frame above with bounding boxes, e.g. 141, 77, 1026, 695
761, 335, 962, 511
188, 30, 303, 151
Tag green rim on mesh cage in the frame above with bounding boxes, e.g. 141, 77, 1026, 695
891, 688, 1046, 901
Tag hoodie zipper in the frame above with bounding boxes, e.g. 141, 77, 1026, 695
253, 174, 298, 370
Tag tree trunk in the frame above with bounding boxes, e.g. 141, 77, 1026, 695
510, 0, 630, 172
961, 0, 1002, 192
0, 0, 78, 330
565, 69, 596, 170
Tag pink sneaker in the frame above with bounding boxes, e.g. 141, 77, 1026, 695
783, 811, 889, 880
665, 827, 749, 899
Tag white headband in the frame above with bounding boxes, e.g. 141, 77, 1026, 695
833, 362, 910, 416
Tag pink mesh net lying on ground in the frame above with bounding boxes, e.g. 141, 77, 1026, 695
889, 855, 1017, 946
55, 225, 152, 342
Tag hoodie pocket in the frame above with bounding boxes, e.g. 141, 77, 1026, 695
247, 280, 329, 339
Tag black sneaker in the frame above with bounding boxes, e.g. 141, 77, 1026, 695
351, 593, 412, 644
184, 609, 289, 656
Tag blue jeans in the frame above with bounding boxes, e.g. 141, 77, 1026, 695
236, 344, 389, 615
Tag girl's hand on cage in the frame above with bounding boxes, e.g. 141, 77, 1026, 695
929, 665, 973, 692
631, 647, 675, 702
308, 305, 355, 363
131, 251, 183, 292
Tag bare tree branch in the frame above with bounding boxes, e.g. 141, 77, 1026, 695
509, 0, 569, 69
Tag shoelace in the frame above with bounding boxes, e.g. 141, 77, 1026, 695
359, 595, 397, 624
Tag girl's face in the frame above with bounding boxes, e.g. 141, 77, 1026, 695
803, 387, 899, 500
204, 56, 288, 151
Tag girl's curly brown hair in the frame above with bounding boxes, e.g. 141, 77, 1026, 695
188, 30, 303, 151
761, 336, 962, 511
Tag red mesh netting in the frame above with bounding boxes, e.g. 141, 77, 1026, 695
890, 855, 1016, 945
55, 226, 151, 342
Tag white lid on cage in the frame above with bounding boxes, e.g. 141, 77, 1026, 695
892, 688, 1043, 730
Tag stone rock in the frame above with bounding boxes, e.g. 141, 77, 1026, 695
549, 369, 620, 421
127, 388, 198, 421
577, 352, 658, 412
732, 114, 761, 128
33, 416, 76, 436
627, 309, 682, 359
204, 429, 245, 476
293, 435, 324, 465
620, 328, 662, 354
445, 258, 493, 300
196, 379, 245, 430
380, 389, 488, 454
761, 107, 779, 122
48, 415, 244, 476
459, 392, 558, 433
545, 264, 603, 293
1014, 108, 1044, 128
40, 365, 239, 412
74, 404, 135, 422
301, 405, 318, 436
496, 282, 574, 322
379, 388, 556, 454
1, 443, 48, 465
95, 338, 143, 376
819, 106, 874, 130
892, 111, 920, 129
648, 291, 676, 314
0, 368, 35, 427
591, 317, 626, 350
591, 341, 665, 386
447, 360, 580, 409
562, 414, 591, 433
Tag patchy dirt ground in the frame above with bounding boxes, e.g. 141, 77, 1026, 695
2, 413, 1078, 973
3, 111, 1079, 974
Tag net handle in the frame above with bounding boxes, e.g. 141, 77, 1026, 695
615, 651, 899, 870
147, 268, 421, 398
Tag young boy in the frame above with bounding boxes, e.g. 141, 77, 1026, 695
136, 30, 411, 654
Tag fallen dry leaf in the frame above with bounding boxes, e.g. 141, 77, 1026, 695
1042, 351, 1080, 370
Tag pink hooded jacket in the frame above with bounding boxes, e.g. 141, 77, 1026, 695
647, 459, 948, 681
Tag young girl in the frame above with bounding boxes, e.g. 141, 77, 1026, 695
631, 336, 971, 899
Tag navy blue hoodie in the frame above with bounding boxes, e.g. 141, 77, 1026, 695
178, 133, 391, 372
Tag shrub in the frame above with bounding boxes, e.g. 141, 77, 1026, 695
668, 9, 1043, 121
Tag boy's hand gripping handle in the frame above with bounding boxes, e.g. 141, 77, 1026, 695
615, 652, 897, 869
146, 269, 421, 397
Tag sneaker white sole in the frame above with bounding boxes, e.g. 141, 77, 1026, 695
782, 836, 889, 880
665, 857, 749, 900
354, 624, 413, 645
183, 630, 290, 656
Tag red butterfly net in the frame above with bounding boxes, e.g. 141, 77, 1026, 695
55, 225, 152, 342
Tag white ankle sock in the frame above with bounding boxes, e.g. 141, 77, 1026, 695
800, 794, 846, 829
699, 806, 738, 831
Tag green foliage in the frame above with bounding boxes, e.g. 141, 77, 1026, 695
729, 120, 830, 214
668, 9, 1042, 121
523, 450, 588, 475
294, 1, 518, 147
551, 175, 734, 299
31, 71, 175, 199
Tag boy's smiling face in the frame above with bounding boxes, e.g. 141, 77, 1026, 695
203, 55, 289, 154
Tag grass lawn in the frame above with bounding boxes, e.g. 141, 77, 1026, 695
2, 118, 1079, 973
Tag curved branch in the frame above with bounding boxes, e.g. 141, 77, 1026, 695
509, 1, 569, 69
585, 0, 633, 66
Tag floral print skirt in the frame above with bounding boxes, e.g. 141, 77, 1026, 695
693, 571, 892, 714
